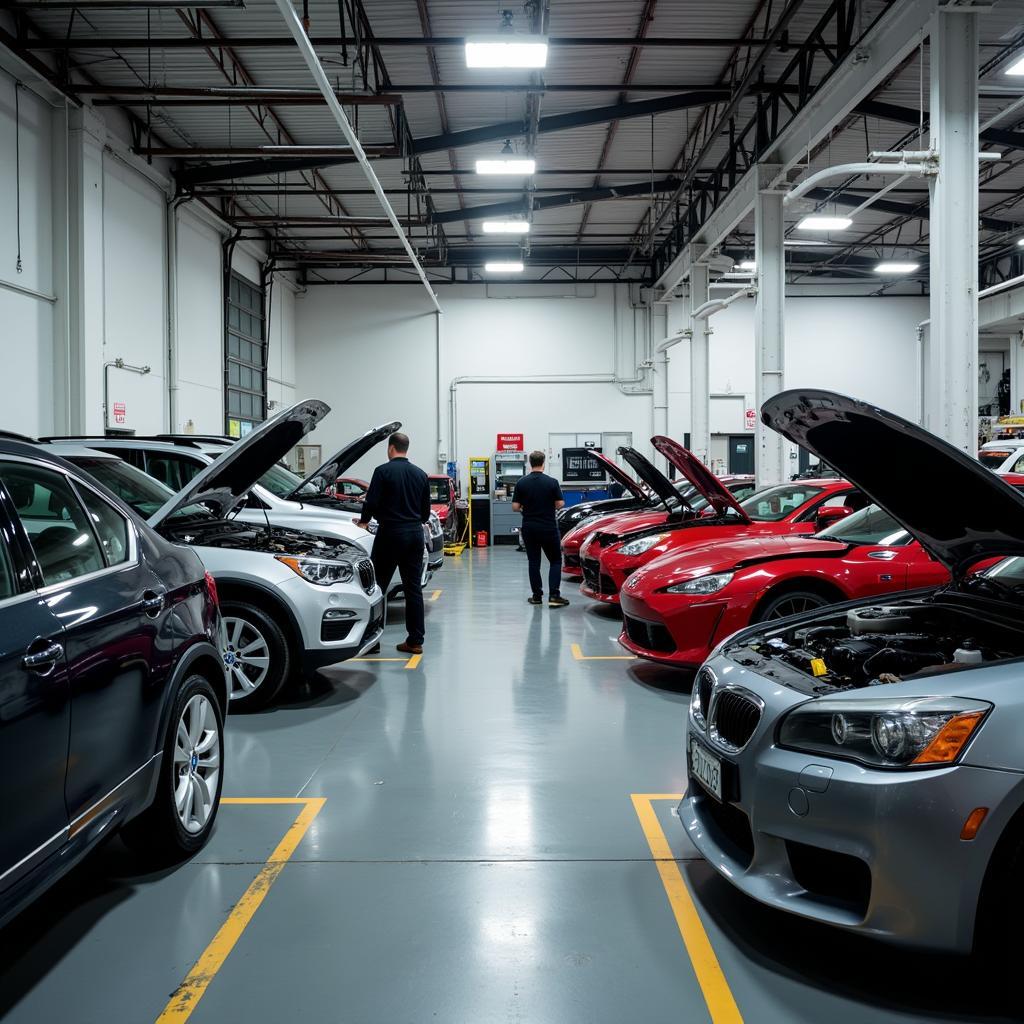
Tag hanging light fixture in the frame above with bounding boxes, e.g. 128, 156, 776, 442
476, 140, 536, 176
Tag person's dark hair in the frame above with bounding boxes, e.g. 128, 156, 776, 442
529, 450, 545, 468
389, 431, 410, 453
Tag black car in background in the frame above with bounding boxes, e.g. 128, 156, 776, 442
0, 437, 227, 928
555, 448, 655, 537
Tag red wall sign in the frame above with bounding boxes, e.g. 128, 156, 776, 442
496, 433, 525, 452
744, 407, 756, 430
113, 401, 127, 425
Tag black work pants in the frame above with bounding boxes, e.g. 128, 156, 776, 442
522, 526, 562, 598
372, 528, 426, 645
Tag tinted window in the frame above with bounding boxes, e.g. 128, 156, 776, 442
0, 532, 16, 600
739, 484, 825, 522
2, 463, 105, 584
979, 449, 1013, 470
817, 504, 910, 547
144, 451, 204, 491
67, 456, 212, 522
75, 483, 131, 566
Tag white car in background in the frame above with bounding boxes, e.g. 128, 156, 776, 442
978, 438, 1024, 474
52, 422, 445, 591
39, 401, 385, 711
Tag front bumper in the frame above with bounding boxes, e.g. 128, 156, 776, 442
682, 655, 1023, 952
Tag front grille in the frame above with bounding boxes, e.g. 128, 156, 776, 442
624, 615, 676, 653
695, 667, 714, 723
357, 559, 376, 594
320, 618, 354, 643
785, 840, 871, 916
599, 573, 619, 595
582, 558, 600, 590
711, 690, 762, 750
695, 797, 754, 869
564, 553, 581, 568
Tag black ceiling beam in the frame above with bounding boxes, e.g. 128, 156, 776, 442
177, 155, 363, 186
856, 99, 1024, 152
19, 34, 800, 50
390, 83, 729, 94
412, 91, 727, 155
77, 85, 401, 104
142, 144, 397, 159
803, 186, 1019, 233
431, 177, 680, 224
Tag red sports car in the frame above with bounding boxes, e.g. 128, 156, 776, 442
617, 504, 950, 666
429, 473, 458, 541
579, 436, 863, 604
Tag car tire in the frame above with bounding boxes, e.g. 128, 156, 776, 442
122, 673, 224, 862
220, 601, 291, 711
752, 588, 833, 622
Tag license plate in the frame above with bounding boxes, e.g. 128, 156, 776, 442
689, 737, 723, 802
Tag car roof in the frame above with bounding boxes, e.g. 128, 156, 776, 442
982, 438, 1024, 448
53, 436, 213, 456
37, 441, 125, 460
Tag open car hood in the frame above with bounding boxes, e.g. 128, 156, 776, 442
617, 446, 686, 510
148, 399, 329, 527
761, 389, 1024, 577
593, 450, 649, 501
651, 436, 751, 521
287, 420, 400, 499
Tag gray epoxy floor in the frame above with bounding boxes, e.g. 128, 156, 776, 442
0, 548, 1018, 1023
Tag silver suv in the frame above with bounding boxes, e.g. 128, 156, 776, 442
39, 401, 385, 711
55, 425, 444, 591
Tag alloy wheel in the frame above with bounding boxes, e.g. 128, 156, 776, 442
172, 694, 221, 835
767, 594, 828, 619
221, 616, 272, 699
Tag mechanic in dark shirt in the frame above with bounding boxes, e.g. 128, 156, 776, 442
512, 450, 569, 607
357, 431, 431, 653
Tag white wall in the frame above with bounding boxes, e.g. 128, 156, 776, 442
0, 78, 296, 438
295, 283, 654, 481
0, 78, 55, 438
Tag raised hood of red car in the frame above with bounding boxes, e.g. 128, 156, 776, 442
616, 446, 684, 509
761, 389, 1024, 577
651, 436, 751, 521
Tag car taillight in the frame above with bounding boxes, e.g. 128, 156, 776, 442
204, 571, 220, 607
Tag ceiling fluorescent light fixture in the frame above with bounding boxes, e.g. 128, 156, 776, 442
481, 220, 530, 234
465, 36, 549, 68
796, 215, 853, 231
475, 157, 536, 175
874, 261, 919, 274
484, 261, 525, 273
1004, 53, 1024, 76
1018, 238, 1024, 247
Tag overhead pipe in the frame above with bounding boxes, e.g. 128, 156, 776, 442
784, 162, 934, 206
692, 287, 755, 321
272, 0, 441, 313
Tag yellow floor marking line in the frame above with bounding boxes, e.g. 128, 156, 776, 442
404, 653, 423, 669
155, 797, 326, 1023
354, 657, 407, 663
570, 642, 636, 661
631, 793, 744, 1024
430, 589, 443, 601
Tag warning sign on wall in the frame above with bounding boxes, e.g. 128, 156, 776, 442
496, 433, 525, 452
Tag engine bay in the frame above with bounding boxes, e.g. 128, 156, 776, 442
728, 601, 1023, 695
164, 519, 364, 561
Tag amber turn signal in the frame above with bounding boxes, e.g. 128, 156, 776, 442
912, 710, 986, 765
960, 807, 989, 841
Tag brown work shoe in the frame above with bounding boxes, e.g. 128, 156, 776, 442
397, 641, 423, 655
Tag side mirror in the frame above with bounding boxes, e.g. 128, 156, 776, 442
815, 505, 853, 531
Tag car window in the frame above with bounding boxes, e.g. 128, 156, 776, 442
740, 484, 824, 522
1012, 453, 1024, 474
979, 449, 1013, 470
74, 482, 131, 566
817, 504, 911, 546
429, 479, 451, 503
145, 451, 204, 491
1, 462, 105, 584
0, 531, 16, 600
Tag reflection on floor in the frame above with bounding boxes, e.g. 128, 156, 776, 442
0, 549, 1017, 1023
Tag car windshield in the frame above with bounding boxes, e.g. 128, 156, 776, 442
740, 484, 826, 522
979, 449, 1013, 470
817, 504, 910, 546
67, 456, 213, 521
984, 557, 1024, 586
430, 478, 451, 503
259, 462, 320, 499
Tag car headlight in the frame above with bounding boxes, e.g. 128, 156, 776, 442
664, 571, 734, 595
276, 555, 355, 586
778, 696, 991, 768
618, 532, 669, 556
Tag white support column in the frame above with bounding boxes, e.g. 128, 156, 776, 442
652, 299, 670, 445
754, 172, 786, 487
927, 7, 979, 452
64, 106, 107, 433
1010, 330, 1024, 418
688, 247, 711, 467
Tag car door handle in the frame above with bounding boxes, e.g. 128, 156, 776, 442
23, 641, 64, 673
141, 590, 166, 617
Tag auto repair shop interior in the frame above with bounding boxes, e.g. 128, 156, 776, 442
4, 1, 1024, 1022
